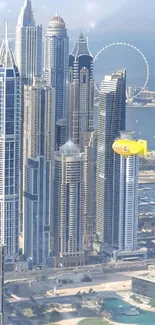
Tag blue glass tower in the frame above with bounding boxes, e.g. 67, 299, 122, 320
23, 156, 51, 266
67, 32, 94, 145
96, 70, 126, 245
0, 24, 21, 260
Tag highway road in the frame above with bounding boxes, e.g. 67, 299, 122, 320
4, 260, 152, 283
6, 291, 112, 305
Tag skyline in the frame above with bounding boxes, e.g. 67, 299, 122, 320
0, 0, 153, 34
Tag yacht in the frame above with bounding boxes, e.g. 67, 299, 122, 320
126, 308, 139, 316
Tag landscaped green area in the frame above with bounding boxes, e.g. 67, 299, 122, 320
78, 318, 109, 325
23, 308, 34, 317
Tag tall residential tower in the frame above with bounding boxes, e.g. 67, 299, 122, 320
44, 14, 69, 149
54, 141, 85, 267
96, 70, 126, 245
112, 131, 139, 251
23, 78, 55, 164
0, 27, 21, 260
23, 78, 55, 265
67, 32, 94, 145
0, 246, 4, 324
16, 0, 42, 85
16, 0, 42, 230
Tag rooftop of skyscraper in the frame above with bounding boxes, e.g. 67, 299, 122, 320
71, 31, 93, 58
17, 0, 35, 27
49, 14, 65, 29
59, 140, 80, 156
0, 23, 17, 69
46, 13, 67, 37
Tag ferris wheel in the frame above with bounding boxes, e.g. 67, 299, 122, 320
94, 42, 150, 102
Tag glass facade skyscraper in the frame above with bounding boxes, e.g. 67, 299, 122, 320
16, 0, 42, 231
80, 130, 97, 250
23, 156, 51, 266
23, 78, 55, 265
0, 246, 4, 324
16, 0, 42, 85
113, 131, 139, 251
67, 32, 94, 145
23, 78, 55, 163
54, 141, 85, 266
44, 14, 69, 149
96, 70, 126, 245
0, 30, 21, 260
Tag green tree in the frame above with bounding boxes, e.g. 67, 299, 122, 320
81, 274, 92, 282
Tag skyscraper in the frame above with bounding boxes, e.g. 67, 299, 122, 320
23, 78, 55, 164
0, 26, 21, 260
16, 0, 42, 85
0, 246, 4, 324
54, 141, 85, 267
113, 131, 138, 251
80, 130, 97, 250
23, 78, 55, 264
67, 32, 94, 145
56, 118, 67, 149
96, 70, 126, 245
23, 156, 51, 266
44, 13, 69, 148
16, 0, 42, 230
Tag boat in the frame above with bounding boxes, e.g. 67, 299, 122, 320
126, 308, 139, 316
139, 202, 149, 205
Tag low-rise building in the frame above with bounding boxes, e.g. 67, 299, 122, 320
132, 273, 155, 298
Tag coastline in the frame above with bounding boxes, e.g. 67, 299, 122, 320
119, 292, 155, 313
55, 272, 155, 325
139, 170, 155, 184
127, 105, 155, 108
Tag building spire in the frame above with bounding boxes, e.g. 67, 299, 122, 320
72, 31, 93, 58
5, 22, 8, 67
24, 0, 31, 5
17, 0, 35, 26
0, 22, 16, 68
5, 21, 8, 43
80, 30, 83, 38
55, 4, 58, 16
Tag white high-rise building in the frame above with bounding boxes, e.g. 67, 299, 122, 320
113, 131, 139, 251
16, 0, 42, 231
0, 246, 5, 324
23, 78, 55, 265
16, 0, 42, 85
54, 141, 85, 267
0, 26, 21, 260
80, 130, 97, 250
23, 78, 55, 163
44, 14, 69, 148
96, 71, 126, 245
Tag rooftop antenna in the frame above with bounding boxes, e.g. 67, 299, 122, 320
5, 21, 8, 43
80, 30, 83, 37
5, 21, 8, 67
24, 0, 30, 5
56, 4, 58, 16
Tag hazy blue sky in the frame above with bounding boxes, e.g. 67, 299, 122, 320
0, 0, 130, 31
